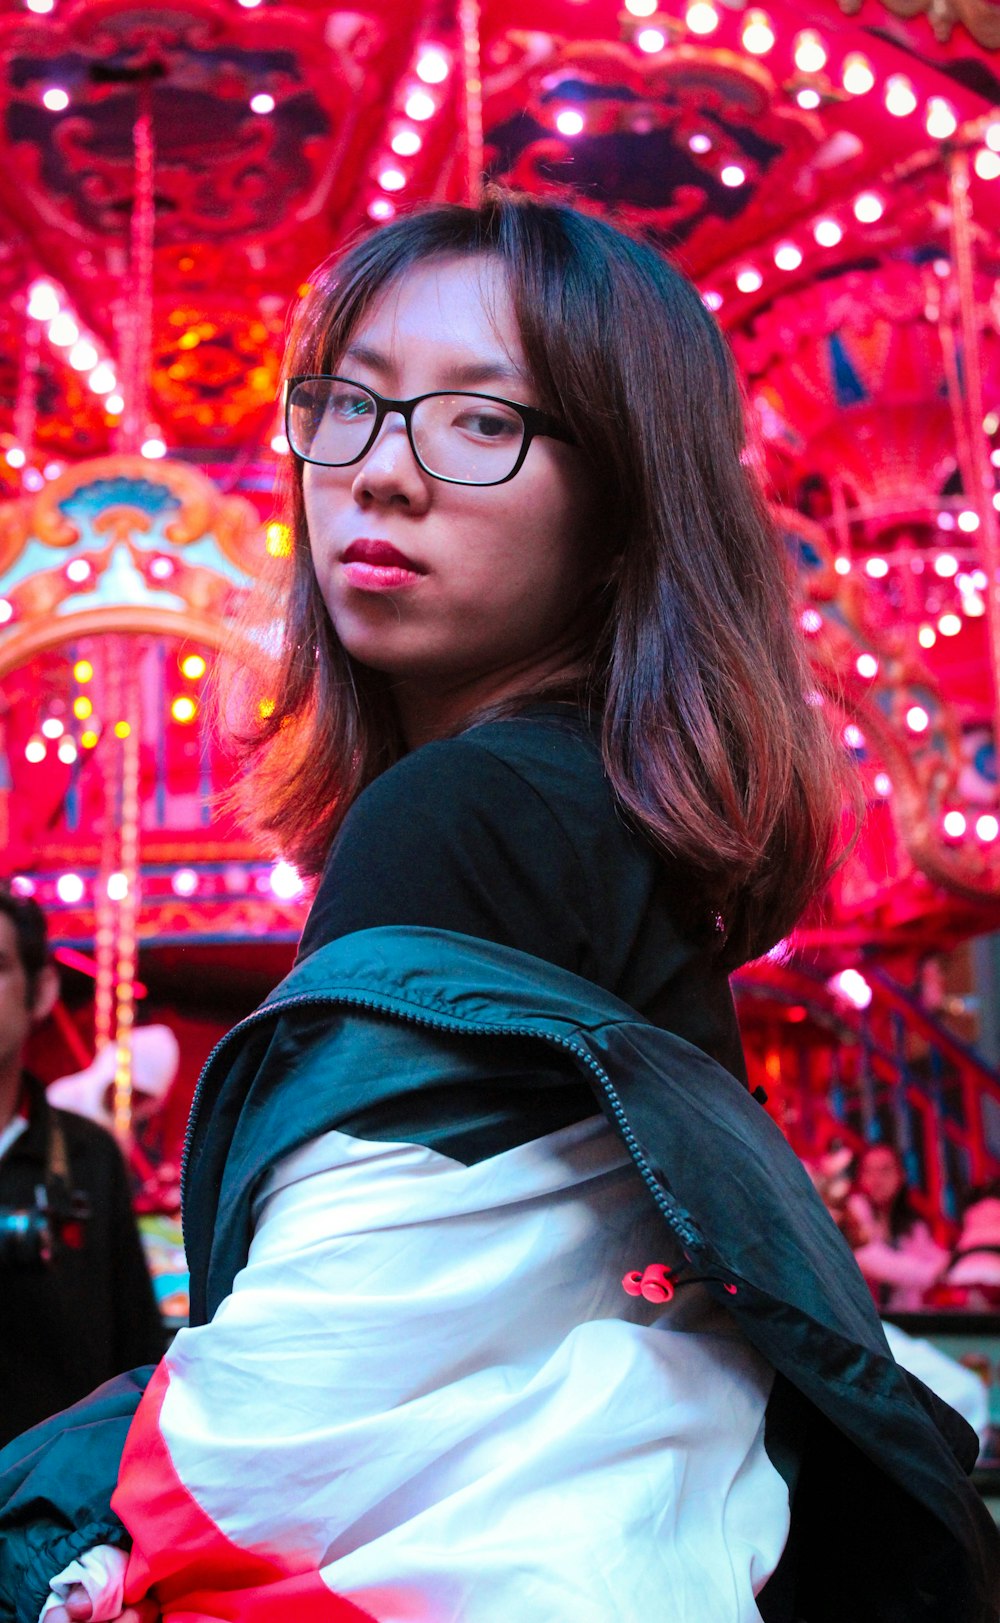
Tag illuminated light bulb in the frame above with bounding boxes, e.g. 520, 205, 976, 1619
556, 109, 585, 136
721, 164, 746, 188
842, 53, 875, 95
987, 122, 1000, 152
181, 654, 207, 680
23, 467, 42, 492
270, 860, 304, 899
689, 132, 712, 154
0, 599, 14, 623
918, 625, 936, 648
87, 362, 116, 394
105, 393, 124, 414
625, 0, 657, 13
636, 27, 666, 51
800, 607, 823, 634
774, 242, 802, 271
975, 148, 1000, 181
25, 737, 48, 764
56, 873, 84, 904
172, 868, 198, 896
906, 705, 930, 732
813, 218, 842, 247
843, 724, 865, 750
250, 93, 275, 114
993, 450, 1000, 468
973, 568, 988, 589
5, 447, 25, 468
685, 1, 720, 34
885, 75, 917, 117
830, 968, 872, 1009
80, 730, 98, 749
865, 556, 888, 578
391, 128, 422, 156
736, 266, 762, 293
48, 312, 78, 347
41, 717, 64, 739
854, 192, 883, 223
937, 510, 955, 530
237, 0, 263, 7
416, 48, 449, 83
10, 877, 36, 900
73, 695, 93, 720
796, 88, 821, 111
259, 697, 276, 719
42, 87, 69, 112
26, 0, 56, 12
270, 432, 289, 455
27, 281, 59, 321
934, 553, 959, 576
44, 461, 63, 478
56, 738, 77, 765
368, 198, 395, 221
149, 555, 174, 579
68, 338, 98, 372
938, 612, 962, 636
741, 10, 775, 54
856, 653, 878, 678
66, 558, 91, 583
926, 98, 957, 140
105, 871, 127, 900
874, 773, 892, 797
141, 436, 166, 458
113, 720, 131, 739
171, 696, 197, 724
73, 659, 93, 684
993, 492, 1000, 510
957, 509, 980, 532
964, 593, 986, 617
976, 814, 1000, 842
793, 29, 827, 72
943, 810, 967, 837
834, 556, 851, 575
702, 290, 723, 310
405, 90, 436, 121
265, 521, 292, 557
378, 166, 406, 191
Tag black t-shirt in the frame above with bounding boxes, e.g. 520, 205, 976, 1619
297, 704, 747, 1159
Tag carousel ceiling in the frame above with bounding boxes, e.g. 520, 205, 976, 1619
2, 0, 1000, 971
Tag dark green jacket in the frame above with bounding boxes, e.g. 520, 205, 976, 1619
2, 927, 999, 1622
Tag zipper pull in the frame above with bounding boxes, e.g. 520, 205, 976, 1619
621, 1263, 676, 1303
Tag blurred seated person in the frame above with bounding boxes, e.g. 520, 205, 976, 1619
944, 1178, 1000, 1309
0, 881, 165, 1448
844, 1143, 949, 1312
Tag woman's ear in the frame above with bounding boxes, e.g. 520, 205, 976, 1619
30, 961, 60, 1026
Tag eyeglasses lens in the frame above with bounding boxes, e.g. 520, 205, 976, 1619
287, 380, 526, 485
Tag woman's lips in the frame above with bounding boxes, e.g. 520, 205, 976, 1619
341, 539, 425, 592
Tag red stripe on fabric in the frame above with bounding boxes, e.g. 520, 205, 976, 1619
112, 1360, 379, 1622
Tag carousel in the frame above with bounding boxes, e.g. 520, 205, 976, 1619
1, 0, 1000, 1318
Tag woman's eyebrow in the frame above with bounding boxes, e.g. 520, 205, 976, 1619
343, 342, 527, 390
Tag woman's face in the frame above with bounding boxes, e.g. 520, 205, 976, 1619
858, 1147, 904, 1208
302, 255, 600, 707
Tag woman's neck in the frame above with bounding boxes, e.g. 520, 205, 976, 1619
391, 648, 589, 750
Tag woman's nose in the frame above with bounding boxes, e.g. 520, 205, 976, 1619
351, 414, 429, 507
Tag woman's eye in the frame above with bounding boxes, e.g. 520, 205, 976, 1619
329, 391, 374, 420
456, 410, 519, 440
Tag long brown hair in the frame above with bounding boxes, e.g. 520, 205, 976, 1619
230, 190, 855, 967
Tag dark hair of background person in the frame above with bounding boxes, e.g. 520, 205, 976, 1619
227, 189, 858, 969
0, 881, 49, 1000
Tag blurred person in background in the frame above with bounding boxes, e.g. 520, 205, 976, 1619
0, 881, 164, 1448
846, 1143, 949, 1312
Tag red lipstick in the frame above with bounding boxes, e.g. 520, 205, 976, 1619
341, 538, 426, 592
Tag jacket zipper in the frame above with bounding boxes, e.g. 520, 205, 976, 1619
181, 989, 707, 1266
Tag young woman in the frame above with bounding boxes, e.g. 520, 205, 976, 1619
847, 1143, 949, 1311
2, 193, 997, 1623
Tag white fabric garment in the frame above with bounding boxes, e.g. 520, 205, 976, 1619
126, 1115, 790, 1622
39, 1546, 126, 1622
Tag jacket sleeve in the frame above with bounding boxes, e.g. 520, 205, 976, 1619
0, 1366, 154, 1623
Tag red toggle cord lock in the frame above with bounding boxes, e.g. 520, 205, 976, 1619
621, 1264, 675, 1303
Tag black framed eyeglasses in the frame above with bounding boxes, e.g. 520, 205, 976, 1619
284, 375, 577, 487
